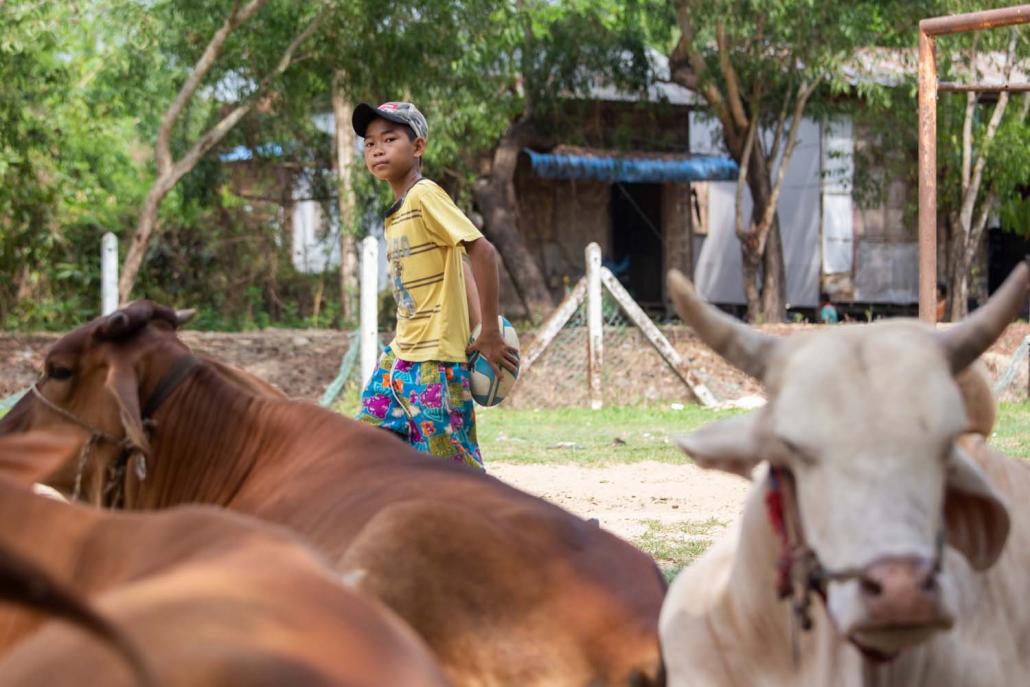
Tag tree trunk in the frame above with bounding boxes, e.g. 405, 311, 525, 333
120, 178, 172, 301
944, 32, 1021, 323
118, 4, 324, 302
741, 251, 762, 322
472, 119, 554, 320
946, 215, 964, 321
736, 141, 787, 323
760, 220, 786, 322
332, 77, 358, 324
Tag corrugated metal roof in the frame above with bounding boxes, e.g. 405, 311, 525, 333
524, 147, 738, 183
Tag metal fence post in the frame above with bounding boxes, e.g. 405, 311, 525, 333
917, 29, 937, 323
101, 232, 119, 315
586, 242, 603, 410
360, 236, 379, 386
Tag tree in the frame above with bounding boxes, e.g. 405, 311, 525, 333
941, 29, 1028, 320
0, 0, 683, 326
117, 0, 329, 302
469, 0, 656, 319
669, 0, 922, 322
331, 77, 358, 322
0, 2, 159, 327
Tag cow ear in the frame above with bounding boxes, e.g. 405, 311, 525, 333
97, 301, 156, 340
676, 412, 763, 478
945, 442, 1010, 571
954, 363, 995, 437
105, 363, 148, 454
0, 430, 85, 486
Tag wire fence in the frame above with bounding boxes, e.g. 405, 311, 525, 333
508, 289, 700, 409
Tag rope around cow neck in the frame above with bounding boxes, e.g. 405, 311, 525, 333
764, 466, 947, 666
29, 385, 133, 501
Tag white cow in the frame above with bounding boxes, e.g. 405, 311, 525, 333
660, 262, 1030, 686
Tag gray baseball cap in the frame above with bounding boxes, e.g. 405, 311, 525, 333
352, 101, 429, 140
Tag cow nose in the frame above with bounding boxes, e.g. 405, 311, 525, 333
858, 557, 944, 626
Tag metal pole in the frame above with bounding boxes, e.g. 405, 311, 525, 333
938, 81, 1030, 93
359, 236, 379, 385
917, 30, 938, 323
586, 242, 603, 410
101, 232, 119, 315
920, 4, 1030, 36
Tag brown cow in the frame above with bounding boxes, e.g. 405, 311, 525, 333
0, 463, 154, 686
0, 303, 666, 686
0, 431, 449, 687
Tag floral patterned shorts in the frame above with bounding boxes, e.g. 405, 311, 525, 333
356, 346, 483, 470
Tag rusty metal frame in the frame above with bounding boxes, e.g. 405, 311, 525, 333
918, 4, 1030, 322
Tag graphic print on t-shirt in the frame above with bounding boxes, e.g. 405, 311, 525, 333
388, 234, 418, 319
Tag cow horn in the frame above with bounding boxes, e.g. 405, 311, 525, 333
936, 259, 1030, 374
174, 309, 197, 327
667, 269, 776, 381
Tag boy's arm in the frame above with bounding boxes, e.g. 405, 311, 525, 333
465, 238, 518, 374
462, 254, 482, 334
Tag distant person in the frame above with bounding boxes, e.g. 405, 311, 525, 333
937, 282, 948, 322
818, 292, 840, 324
351, 101, 517, 470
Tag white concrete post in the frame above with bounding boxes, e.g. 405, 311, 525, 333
586, 242, 603, 410
360, 236, 379, 385
101, 232, 119, 315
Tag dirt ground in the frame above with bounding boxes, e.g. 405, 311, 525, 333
0, 329, 351, 400
3, 322, 1028, 403
489, 460, 750, 544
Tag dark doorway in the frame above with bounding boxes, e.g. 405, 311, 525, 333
610, 182, 663, 305
988, 226, 1030, 317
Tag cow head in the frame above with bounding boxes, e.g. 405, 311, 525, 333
0, 301, 194, 503
668, 263, 1025, 658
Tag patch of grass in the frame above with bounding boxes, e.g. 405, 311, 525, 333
992, 402, 1030, 459
634, 518, 728, 581
678, 517, 728, 537
333, 394, 1030, 466
475, 405, 743, 466
330, 387, 363, 417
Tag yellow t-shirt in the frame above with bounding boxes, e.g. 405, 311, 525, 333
385, 179, 483, 362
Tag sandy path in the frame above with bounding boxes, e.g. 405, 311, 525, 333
489, 460, 751, 543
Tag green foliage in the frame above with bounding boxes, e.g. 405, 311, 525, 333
677, 0, 929, 131
984, 96, 1030, 236
20, 0, 1010, 332
0, 1, 347, 330
0, 3, 153, 328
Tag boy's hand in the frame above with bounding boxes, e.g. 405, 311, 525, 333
467, 329, 519, 376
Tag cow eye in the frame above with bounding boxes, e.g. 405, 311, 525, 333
47, 365, 73, 381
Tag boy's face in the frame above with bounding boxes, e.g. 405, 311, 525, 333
362, 117, 425, 182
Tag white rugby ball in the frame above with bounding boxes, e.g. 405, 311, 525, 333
468, 316, 520, 407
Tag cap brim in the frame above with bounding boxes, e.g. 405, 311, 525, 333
352, 102, 411, 138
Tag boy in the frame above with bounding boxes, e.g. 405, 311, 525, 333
352, 101, 517, 470
818, 292, 839, 324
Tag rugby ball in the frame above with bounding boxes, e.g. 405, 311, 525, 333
468, 316, 520, 407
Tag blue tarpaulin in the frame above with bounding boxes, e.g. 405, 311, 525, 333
220, 143, 285, 162
524, 148, 738, 183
